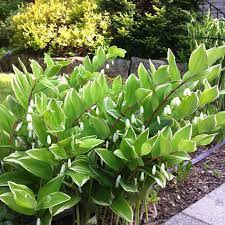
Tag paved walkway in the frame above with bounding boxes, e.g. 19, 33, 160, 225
163, 183, 225, 225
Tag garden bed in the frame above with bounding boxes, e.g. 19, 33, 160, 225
25, 144, 225, 225
147, 144, 225, 225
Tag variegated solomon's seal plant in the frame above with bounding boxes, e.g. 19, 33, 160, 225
0, 45, 225, 225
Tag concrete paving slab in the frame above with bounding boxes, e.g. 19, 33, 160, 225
183, 183, 225, 225
163, 212, 209, 225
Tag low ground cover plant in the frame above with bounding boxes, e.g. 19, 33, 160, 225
0, 45, 225, 225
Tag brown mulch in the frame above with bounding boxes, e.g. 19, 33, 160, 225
145, 145, 225, 224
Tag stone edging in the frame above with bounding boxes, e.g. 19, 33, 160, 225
0, 53, 186, 77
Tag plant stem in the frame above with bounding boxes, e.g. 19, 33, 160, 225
115, 216, 120, 225
145, 80, 186, 127
145, 199, 149, 223
135, 202, 139, 225
76, 205, 80, 225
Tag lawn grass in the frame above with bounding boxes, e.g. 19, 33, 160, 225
0, 74, 13, 104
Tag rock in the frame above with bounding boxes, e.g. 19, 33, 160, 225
130, 57, 186, 75
103, 59, 130, 78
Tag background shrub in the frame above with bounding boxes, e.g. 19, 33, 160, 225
11, 0, 110, 56
99, 0, 200, 60
0, 0, 29, 48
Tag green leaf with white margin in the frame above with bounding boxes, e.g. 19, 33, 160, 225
0, 171, 37, 187
37, 192, 71, 210
159, 134, 172, 156
206, 64, 221, 81
107, 46, 126, 59
163, 152, 191, 166
43, 99, 66, 133
49, 144, 67, 160
178, 139, 196, 153
92, 47, 106, 71
0, 192, 35, 215
8, 182, 37, 209
198, 115, 216, 134
90, 80, 104, 103
216, 111, 225, 126
120, 179, 138, 192
6, 95, 25, 120
11, 75, 28, 109
192, 134, 216, 146
74, 138, 104, 156
67, 170, 89, 187
40, 210, 52, 225
38, 175, 63, 201
133, 129, 149, 156
35, 92, 48, 115
172, 93, 199, 119
96, 148, 123, 170
138, 63, 153, 89
63, 88, 84, 122
114, 149, 128, 161
83, 56, 93, 72
152, 65, 169, 85
153, 172, 167, 188
167, 48, 180, 81
172, 124, 192, 152
89, 115, 110, 139
200, 85, 219, 106
119, 138, 138, 160
110, 197, 133, 222
13, 66, 32, 96
32, 113, 48, 145
207, 45, 225, 66
91, 186, 113, 206
44, 65, 62, 78
44, 53, 54, 67
30, 59, 43, 79
18, 157, 53, 180
0, 105, 16, 134
50, 195, 81, 216
140, 168, 167, 188
26, 148, 55, 165
140, 141, 152, 156
70, 158, 96, 177
189, 44, 208, 74
125, 74, 140, 106
151, 132, 171, 157
135, 88, 152, 104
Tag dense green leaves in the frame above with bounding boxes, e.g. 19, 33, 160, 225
0, 45, 225, 224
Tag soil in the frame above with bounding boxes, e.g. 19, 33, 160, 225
144, 145, 225, 225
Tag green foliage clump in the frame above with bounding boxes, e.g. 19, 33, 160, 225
0, 44, 225, 224
0, 0, 26, 21
188, 13, 225, 51
0, 0, 27, 48
187, 13, 225, 122
99, 0, 200, 59
11, 0, 110, 56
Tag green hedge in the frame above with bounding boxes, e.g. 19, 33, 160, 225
1, 0, 200, 59
99, 0, 200, 59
